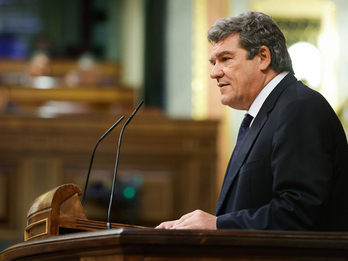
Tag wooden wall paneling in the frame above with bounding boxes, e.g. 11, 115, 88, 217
0, 114, 219, 240
0, 156, 23, 241
138, 170, 174, 222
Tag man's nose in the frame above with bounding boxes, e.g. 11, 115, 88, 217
210, 63, 224, 79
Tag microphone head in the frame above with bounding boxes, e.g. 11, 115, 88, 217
136, 100, 144, 109
125, 100, 144, 126
131, 100, 144, 116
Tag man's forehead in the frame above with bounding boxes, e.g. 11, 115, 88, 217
210, 34, 240, 56
213, 33, 240, 44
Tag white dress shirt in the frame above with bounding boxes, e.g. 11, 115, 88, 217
248, 71, 289, 125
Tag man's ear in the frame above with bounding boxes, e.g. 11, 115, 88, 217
258, 45, 271, 71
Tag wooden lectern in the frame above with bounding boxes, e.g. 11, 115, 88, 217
2, 184, 348, 260
24, 183, 143, 241
3, 227, 348, 260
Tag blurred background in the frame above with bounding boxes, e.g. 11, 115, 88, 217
0, 0, 348, 250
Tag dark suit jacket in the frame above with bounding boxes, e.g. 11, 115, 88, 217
216, 73, 348, 231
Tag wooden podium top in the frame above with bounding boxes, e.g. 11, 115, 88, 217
2, 228, 348, 261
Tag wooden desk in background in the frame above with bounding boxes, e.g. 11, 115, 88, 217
3, 85, 135, 112
6, 86, 134, 104
0, 58, 129, 112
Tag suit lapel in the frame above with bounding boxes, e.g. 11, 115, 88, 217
215, 73, 297, 215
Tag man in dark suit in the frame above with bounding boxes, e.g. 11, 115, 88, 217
156, 11, 348, 231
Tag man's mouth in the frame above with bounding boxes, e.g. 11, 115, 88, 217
218, 82, 229, 88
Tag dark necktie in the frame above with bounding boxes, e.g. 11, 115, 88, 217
231, 113, 253, 160
217, 113, 254, 213
222, 113, 254, 183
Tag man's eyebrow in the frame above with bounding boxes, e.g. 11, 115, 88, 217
216, 50, 234, 58
209, 50, 234, 64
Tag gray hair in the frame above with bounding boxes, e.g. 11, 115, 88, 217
208, 11, 294, 74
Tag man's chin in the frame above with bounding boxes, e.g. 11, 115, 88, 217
221, 99, 245, 110
220, 97, 232, 107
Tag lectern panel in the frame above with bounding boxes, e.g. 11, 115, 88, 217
2, 229, 348, 261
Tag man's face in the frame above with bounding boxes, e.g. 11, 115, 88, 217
209, 34, 264, 110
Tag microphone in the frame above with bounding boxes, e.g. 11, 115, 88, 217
81, 116, 125, 206
106, 100, 144, 229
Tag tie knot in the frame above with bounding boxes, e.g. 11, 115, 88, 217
241, 114, 253, 128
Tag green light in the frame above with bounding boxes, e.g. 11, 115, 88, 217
123, 187, 136, 199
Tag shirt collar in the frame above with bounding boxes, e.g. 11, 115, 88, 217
248, 71, 289, 120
